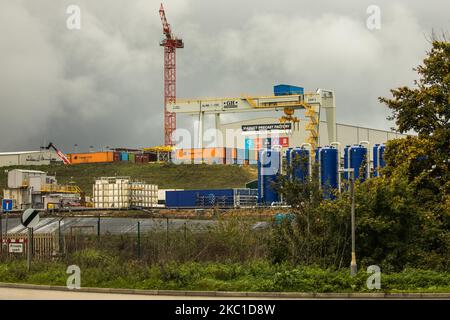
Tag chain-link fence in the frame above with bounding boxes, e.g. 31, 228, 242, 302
0, 216, 270, 263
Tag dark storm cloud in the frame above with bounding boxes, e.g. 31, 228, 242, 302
0, 0, 448, 152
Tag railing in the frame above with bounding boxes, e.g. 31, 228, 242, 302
40, 184, 82, 194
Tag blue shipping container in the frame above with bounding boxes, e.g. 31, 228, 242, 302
274, 84, 304, 96
237, 148, 246, 160
120, 152, 129, 161
166, 189, 234, 208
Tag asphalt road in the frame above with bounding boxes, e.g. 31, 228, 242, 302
1, 286, 448, 300
0, 287, 261, 300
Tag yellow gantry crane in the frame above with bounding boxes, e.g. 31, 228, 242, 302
167, 88, 336, 151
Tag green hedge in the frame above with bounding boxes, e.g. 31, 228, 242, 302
1, 251, 449, 292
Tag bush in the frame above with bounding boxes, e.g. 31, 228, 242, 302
1, 258, 449, 292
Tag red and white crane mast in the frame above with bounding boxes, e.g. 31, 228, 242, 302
159, 3, 184, 146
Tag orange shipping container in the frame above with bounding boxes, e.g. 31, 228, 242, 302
202, 147, 226, 159
68, 152, 114, 164
174, 148, 229, 161
175, 149, 193, 160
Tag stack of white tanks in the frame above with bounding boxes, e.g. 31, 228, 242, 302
129, 182, 158, 208
93, 177, 158, 209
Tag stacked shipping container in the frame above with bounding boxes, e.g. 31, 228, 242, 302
172, 148, 257, 165
68, 151, 150, 165
68, 152, 114, 164
69, 147, 262, 165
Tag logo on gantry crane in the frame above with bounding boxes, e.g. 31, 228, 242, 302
224, 100, 238, 109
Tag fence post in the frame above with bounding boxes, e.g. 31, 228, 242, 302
137, 221, 141, 258
5, 212, 8, 238
31, 227, 34, 255
97, 216, 101, 239
184, 221, 187, 260
166, 217, 169, 248
58, 218, 63, 255
27, 228, 32, 271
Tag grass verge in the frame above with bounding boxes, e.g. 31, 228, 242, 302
1, 251, 449, 293
0, 163, 257, 196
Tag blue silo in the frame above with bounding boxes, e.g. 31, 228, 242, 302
344, 145, 368, 181
258, 149, 281, 205
285, 147, 293, 171
286, 147, 310, 182
317, 146, 339, 189
373, 144, 386, 177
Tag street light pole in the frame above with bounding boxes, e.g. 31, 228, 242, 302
349, 169, 357, 276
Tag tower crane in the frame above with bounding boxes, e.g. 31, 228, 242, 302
159, 3, 184, 146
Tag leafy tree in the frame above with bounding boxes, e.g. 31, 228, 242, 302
379, 40, 449, 224
267, 40, 450, 271
365, 40, 450, 271
270, 154, 350, 268
379, 40, 449, 156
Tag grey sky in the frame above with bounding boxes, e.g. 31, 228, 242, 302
0, 0, 448, 152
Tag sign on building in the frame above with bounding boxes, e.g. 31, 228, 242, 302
241, 123, 292, 135
272, 137, 290, 147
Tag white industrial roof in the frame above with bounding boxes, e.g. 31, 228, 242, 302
0, 151, 44, 155
9, 169, 46, 174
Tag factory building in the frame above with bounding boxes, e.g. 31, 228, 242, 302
171, 116, 409, 165
0, 150, 63, 167
168, 86, 410, 155
2, 169, 82, 210
218, 117, 409, 152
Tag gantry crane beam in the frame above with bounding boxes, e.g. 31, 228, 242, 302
167, 89, 336, 150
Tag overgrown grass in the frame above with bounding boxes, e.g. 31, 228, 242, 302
0, 163, 257, 196
1, 253, 449, 293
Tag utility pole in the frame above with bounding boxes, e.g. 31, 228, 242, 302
349, 168, 357, 276
340, 167, 357, 276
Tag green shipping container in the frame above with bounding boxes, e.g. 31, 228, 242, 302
129, 153, 136, 162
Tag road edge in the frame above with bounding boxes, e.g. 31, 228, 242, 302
0, 282, 449, 299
